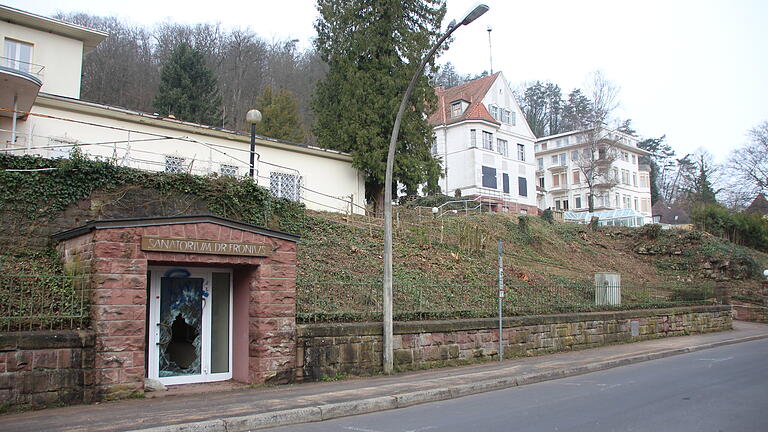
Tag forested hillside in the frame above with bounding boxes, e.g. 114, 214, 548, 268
55, 13, 327, 139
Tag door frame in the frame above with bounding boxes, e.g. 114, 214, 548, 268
147, 266, 233, 386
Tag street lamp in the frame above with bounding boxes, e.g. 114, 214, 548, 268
382, 3, 489, 375
246, 109, 262, 179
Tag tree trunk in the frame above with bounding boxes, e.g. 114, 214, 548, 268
366, 181, 385, 217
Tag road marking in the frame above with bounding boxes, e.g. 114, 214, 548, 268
405, 427, 436, 432
343, 427, 383, 432
696, 356, 734, 362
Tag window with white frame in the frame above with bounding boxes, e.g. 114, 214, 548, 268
431, 140, 438, 155
550, 155, 558, 164
517, 143, 525, 161
632, 172, 637, 187
450, 101, 462, 118
575, 195, 582, 209
4, 39, 33, 73
220, 164, 238, 177
165, 155, 186, 173
270, 172, 301, 202
482, 131, 493, 150
497, 139, 508, 156
537, 157, 544, 170
571, 150, 579, 161
470, 129, 477, 147
48, 136, 78, 159
489, 105, 499, 121
509, 111, 516, 126
501, 109, 511, 124
559, 153, 566, 166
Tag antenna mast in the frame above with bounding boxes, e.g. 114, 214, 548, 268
487, 26, 493, 74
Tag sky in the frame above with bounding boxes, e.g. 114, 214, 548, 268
7, 0, 768, 163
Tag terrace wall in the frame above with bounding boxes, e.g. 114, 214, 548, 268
295, 305, 731, 380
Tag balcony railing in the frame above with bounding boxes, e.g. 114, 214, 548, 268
0, 56, 45, 81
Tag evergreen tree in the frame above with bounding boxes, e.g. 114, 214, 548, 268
255, 86, 306, 143
312, 0, 446, 210
638, 135, 674, 205
687, 153, 719, 205
153, 42, 222, 126
561, 89, 593, 130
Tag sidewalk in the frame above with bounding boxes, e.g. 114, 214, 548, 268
5, 321, 768, 432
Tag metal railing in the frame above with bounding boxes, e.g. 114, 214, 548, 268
0, 56, 45, 80
0, 273, 89, 332
414, 197, 483, 218
296, 280, 716, 323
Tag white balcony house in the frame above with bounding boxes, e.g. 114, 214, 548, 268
535, 128, 653, 227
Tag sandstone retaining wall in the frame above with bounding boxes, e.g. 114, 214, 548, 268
296, 305, 732, 380
0, 330, 95, 410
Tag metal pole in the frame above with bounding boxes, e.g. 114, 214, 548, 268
249, 123, 256, 179
383, 23, 464, 375
11, 95, 18, 145
498, 239, 504, 361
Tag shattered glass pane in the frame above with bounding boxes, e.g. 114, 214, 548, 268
159, 277, 203, 377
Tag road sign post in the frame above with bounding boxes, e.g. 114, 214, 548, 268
498, 239, 504, 361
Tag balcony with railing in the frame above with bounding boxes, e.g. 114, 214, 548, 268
0, 56, 45, 118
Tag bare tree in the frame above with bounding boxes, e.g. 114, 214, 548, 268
724, 121, 768, 207
573, 130, 621, 212
571, 71, 622, 212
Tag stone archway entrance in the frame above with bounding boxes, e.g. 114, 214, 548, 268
53, 215, 299, 399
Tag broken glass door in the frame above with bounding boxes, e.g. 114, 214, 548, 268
158, 276, 204, 378
148, 267, 232, 385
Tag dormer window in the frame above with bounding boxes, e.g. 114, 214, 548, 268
4, 39, 33, 73
450, 101, 462, 118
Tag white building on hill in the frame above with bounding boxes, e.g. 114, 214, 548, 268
535, 129, 653, 226
0, 5, 365, 214
428, 72, 538, 214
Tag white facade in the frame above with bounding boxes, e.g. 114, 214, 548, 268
0, 6, 365, 215
430, 72, 538, 213
534, 129, 652, 220
1, 5, 106, 98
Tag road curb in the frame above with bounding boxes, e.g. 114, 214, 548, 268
129, 333, 768, 432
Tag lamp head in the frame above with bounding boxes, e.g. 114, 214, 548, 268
461, 3, 489, 26
246, 109, 262, 124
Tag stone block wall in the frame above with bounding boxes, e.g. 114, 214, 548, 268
0, 331, 95, 409
731, 300, 768, 323
296, 306, 732, 380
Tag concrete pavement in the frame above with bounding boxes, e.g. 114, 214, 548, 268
4, 321, 768, 432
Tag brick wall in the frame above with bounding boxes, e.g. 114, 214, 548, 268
0, 330, 95, 410
296, 305, 732, 380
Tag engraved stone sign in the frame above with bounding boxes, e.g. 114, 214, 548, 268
141, 236, 272, 257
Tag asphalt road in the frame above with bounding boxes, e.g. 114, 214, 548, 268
267, 338, 768, 432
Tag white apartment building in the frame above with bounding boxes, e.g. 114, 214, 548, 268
535, 129, 653, 225
0, 5, 365, 214
429, 72, 538, 214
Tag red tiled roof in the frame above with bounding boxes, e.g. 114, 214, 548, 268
429, 72, 501, 126
744, 193, 768, 216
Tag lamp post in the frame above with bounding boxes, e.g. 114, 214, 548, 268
382, 4, 489, 375
246, 109, 262, 180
